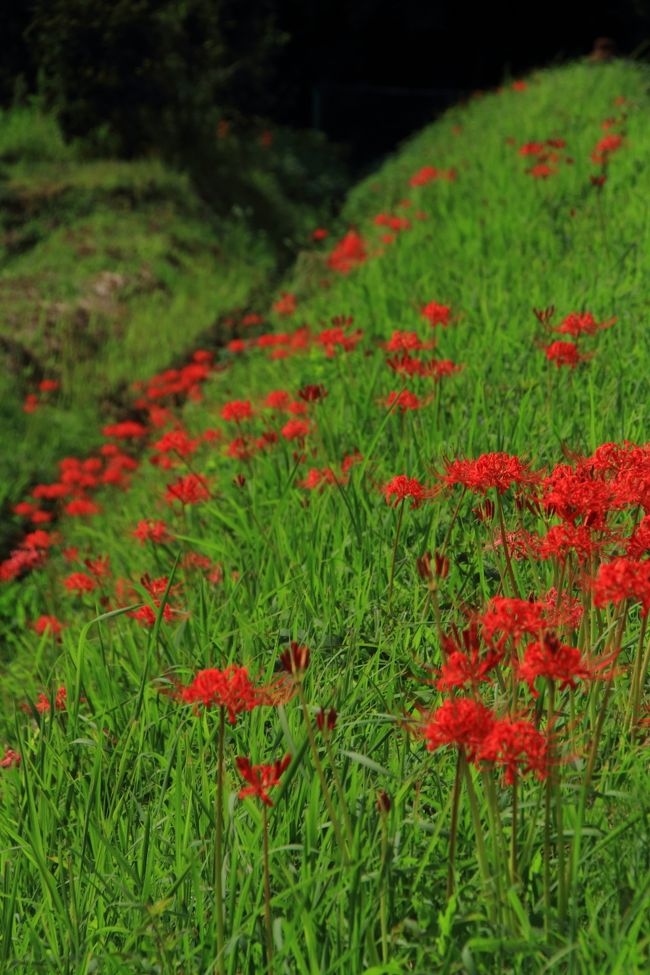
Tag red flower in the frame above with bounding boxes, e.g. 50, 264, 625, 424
544, 341, 585, 368
316, 707, 338, 732
326, 231, 367, 274
273, 292, 297, 316
36, 685, 67, 714
423, 698, 495, 756
236, 754, 291, 806
554, 311, 615, 337
518, 633, 593, 695
312, 227, 329, 241
442, 453, 539, 495
437, 623, 503, 691
281, 419, 311, 441
297, 384, 328, 403
39, 379, 59, 393
626, 515, 650, 558
102, 421, 148, 439
477, 718, 549, 784
480, 597, 548, 650
299, 467, 338, 491
264, 390, 291, 411
279, 642, 310, 675
63, 572, 98, 596
33, 615, 64, 637
385, 390, 424, 412
220, 400, 253, 423
180, 665, 260, 723
421, 301, 452, 327
593, 558, 650, 616
64, 498, 101, 517
384, 475, 426, 508
164, 474, 210, 506
132, 519, 170, 544
0, 748, 21, 768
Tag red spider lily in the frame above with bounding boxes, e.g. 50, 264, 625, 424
164, 474, 210, 506
129, 603, 176, 627
341, 451, 363, 474
312, 227, 329, 241
543, 341, 585, 368
543, 589, 584, 631
236, 754, 291, 806
376, 790, 391, 813
437, 623, 504, 691
409, 165, 455, 187
421, 301, 452, 327
179, 665, 261, 723
384, 390, 425, 412
132, 519, 170, 544
480, 596, 548, 650
36, 686, 67, 714
84, 555, 110, 579
533, 306, 555, 325
423, 698, 496, 757
326, 230, 368, 274
264, 390, 291, 411
384, 330, 435, 353
281, 419, 311, 441
384, 475, 427, 509
152, 429, 200, 457
220, 400, 253, 423
316, 323, 364, 357
32, 615, 64, 637
297, 384, 328, 403
416, 550, 449, 583
316, 707, 338, 732
591, 133, 623, 165
0, 748, 21, 768
273, 293, 297, 316
531, 522, 604, 563
592, 558, 650, 616
39, 379, 59, 393
626, 516, 650, 558
227, 339, 247, 354
63, 572, 98, 596
442, 453, 540, 495
279, 642, 310, 676
299, 467, 338, 491
64, 498, 101, 517
102, 421, 148, 439
518, 634, 595, 696
554, 311, 616, 337
528, 163, 556, 179
23, 394, 39, 413
476, 717, 549, 784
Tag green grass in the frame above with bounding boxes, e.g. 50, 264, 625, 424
1, 60, 650, 974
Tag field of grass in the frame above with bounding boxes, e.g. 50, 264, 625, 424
0, 105, 335, 547
1, 61, 650, 973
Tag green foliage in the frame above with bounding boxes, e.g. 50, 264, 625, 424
2, 60, 650, 973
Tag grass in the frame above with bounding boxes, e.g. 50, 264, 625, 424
1, 60, 650, 973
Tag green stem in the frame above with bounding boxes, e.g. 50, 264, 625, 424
628, 613, 649, 733
262, 805, 273, 974
510, 777, 518, 887
496, 492, 519, 596
388, 499, 406, 608
460, 751, 494, 921
215, 707, 226, 975
447, 750, 463, 898
379, 813, 389, 963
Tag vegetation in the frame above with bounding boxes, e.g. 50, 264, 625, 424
1, 60, 650, 973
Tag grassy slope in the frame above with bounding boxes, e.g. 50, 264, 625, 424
1, 62, 650, 973
0, 107, 279, 534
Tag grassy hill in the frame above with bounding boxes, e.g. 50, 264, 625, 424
1, 61, 650, 974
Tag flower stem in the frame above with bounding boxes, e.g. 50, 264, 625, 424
215, 707, 226, 975
379, 811, 389, 963
496, 492, 519, 596
262, 805, 273, 974
628, 613, 649, 733
447, 750, 463, 898
388, 499, 406, 608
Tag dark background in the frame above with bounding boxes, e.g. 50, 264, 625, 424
2, 0, 649, 169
